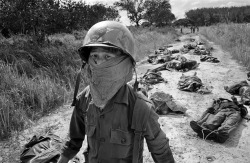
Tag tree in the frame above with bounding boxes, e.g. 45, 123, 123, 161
114, 0, 175, 27
173, 18, 194, 27
114, 0, 145, 26
85, 3, 120, 29
185, 6, 250, 26
144, 0, 175, 27
0, 0, 120, 36
203, 12, 211, 26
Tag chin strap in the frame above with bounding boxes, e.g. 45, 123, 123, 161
71, 62, 86, 106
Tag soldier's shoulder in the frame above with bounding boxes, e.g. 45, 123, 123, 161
131, 91, 153, 131
126, 84, 152, 104
136, 91, 152, 104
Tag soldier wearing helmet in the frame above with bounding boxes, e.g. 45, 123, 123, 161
58, 21, 175, 163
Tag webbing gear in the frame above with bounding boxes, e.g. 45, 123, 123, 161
133, 67, 139, 92
133, 131, 142, 163
131, 94, 151, 163
71, 62, 86, 106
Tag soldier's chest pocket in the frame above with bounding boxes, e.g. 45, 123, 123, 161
109, 129, 134, 158
110, 129, 133, 145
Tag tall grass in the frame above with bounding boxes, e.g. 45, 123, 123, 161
0, 27, 178, 139
0, 34, 82, 139
200, 23, 250, 70
130, 26, 179, 61
0, 63, 66, 138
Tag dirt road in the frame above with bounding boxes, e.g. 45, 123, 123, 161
1, 34, 250, 163
140, 34, 250, 163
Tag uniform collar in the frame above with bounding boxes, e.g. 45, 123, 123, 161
113, 84, 131, 105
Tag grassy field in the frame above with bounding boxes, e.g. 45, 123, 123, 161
0, 26, 178, 139
199, 23, 250, 70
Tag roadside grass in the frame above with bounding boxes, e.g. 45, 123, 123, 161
0, 34, 81, 139
131, 26, 179, 61
0, 27, 178, 139
199, 23, 250, 70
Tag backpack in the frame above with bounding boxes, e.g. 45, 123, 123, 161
178, 72, 202, 92
20, 134, 64, 163
149, 91, 187, 115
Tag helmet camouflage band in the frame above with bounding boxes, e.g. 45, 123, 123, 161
78, 21, 136, 64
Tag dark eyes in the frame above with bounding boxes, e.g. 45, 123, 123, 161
90, 54, 113, 60
90, 54, 97, 58
105, 55, 111, 60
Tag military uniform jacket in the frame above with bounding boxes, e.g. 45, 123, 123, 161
61, 84, 175, 163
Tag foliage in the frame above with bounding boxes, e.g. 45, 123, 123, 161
114, 0, 175, 27
173, 18, 195, 27
200, 23, 250, 70
185, 6, 250, 26
144, 0, 175, 27
0, 64, 66, 138
0, 0, 119, 35
114, 0, 145, 26
0, 34, 83, 139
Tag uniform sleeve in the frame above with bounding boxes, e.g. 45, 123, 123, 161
144, 109, 175, 163
61, 96, 86, 159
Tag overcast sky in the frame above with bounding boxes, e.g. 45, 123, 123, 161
79, 0, 250, 25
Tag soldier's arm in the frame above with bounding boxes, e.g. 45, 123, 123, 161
61, 96, 86, 160
144, 108, 175, 163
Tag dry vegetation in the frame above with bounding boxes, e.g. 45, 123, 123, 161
0, 26, 178, 139
200, 23, 250, 70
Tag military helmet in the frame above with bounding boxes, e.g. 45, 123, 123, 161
78, 21, 136, 64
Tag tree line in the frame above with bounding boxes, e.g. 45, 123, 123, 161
0, 0, 119, 36
4, 0, 249, 38
114, 0, 175, 27
0, 0, 176, 38
185, 6, 250, 26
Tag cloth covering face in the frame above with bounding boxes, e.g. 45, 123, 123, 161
83, 55, 133, 107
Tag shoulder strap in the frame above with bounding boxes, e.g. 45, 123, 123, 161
131, 93, 152, 163
71, 63, 86, 106
131, 94, 152, 131
133, 67, 139, 92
